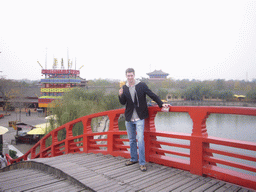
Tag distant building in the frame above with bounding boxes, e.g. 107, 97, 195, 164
38, 69, 87, 108
0, 85, 40, 110
146, 70, 169, 80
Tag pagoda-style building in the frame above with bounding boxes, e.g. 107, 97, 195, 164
146, 70, 169, 80
38, 59, 86, 108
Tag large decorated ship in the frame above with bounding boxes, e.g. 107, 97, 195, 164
38, 59, 85, 108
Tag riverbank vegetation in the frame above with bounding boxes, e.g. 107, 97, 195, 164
142, 78, 256, 102
87, 78, 256, 102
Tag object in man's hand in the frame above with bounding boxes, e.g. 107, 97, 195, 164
120, 81, 126, 88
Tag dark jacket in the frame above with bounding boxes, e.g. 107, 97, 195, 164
119, 82, 163, 121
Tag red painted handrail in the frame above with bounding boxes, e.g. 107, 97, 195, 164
6, 106, 256, 190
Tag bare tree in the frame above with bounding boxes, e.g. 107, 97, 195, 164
12, 84, 27, 122
0, 78, 20, 115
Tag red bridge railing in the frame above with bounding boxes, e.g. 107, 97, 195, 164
6, 106, 256, 190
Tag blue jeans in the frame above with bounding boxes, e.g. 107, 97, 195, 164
125, 119, 145, 165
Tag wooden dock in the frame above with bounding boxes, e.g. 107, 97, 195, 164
0, 153, 254, 192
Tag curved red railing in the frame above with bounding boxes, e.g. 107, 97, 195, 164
6, 106, 256, 190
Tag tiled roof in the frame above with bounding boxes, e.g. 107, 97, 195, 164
146, 70, 169, 76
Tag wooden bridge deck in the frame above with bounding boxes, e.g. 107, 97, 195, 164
0, 153, 254, 192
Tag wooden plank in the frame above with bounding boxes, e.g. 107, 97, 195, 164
95, 161, 129, 174
26, 181, 70, 191
190, 179, 221, 191
80, 174, 108, 185
0, 169, 39, 182
144, 172, 199, 192
84, 158, 120, 168
85, 179, 118, 190
3, 177, 64, 191
23, 180, 76, 192
75, 173, 102, 183
130, 168, 178, 185
0, 163, 90, 192
122, 167, 173, 183
93, 180, 120, 191
203, 181, 227, 192
238, 189, 251, 192
227, 185, 243, 192
102, 164, 140, 177
90, 179, 120, 190
86, 159, 124, 171
0, 169, 28, 178
51, 184, 85, 192
117, 164, 169, 181
89, 158, 127, 171
99, 183, 127, 192
129, 168, 183, 186
171, 176, 211, 192
134, 170, 184, 191
1, 172, 53, 188
180, 177, 212, 192
69, 169, 97, 179
60, 167, 90, 175
214, 183, 236, 192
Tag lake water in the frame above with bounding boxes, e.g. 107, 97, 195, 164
154, 112, 256, 175
155, 112, 256, 142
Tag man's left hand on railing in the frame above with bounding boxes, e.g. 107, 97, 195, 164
161, 104, 171, 112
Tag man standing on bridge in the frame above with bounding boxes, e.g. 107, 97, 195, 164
119, 68, 170, 171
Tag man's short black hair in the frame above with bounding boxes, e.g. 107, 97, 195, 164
126, 68, 135, 75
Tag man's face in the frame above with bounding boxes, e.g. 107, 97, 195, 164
126, 72, 135, 84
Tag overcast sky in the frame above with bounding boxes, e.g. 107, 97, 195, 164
1, 0, 256, 82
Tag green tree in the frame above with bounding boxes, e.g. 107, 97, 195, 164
215, 79, 225, 90
184, 85, 204, 101
161, 78, 175, 89
246, 89, 256, 101
176, 79, 190, 89
47, 88, 122, 136
88, 79, 114, 87
217, 90, 233, 101
104, 93, 122, 110
157, 88, 169, 100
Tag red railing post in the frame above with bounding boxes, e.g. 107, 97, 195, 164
145, 107, 159, 162
39, 138, 45, 158
30, 146, 36, 159
82, 117, 92, 153
108, 110, 122, 155
65, 123, 73, 154
189, 108, 209, 175
51, 130, 58, 157
108, 114, 113, 155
